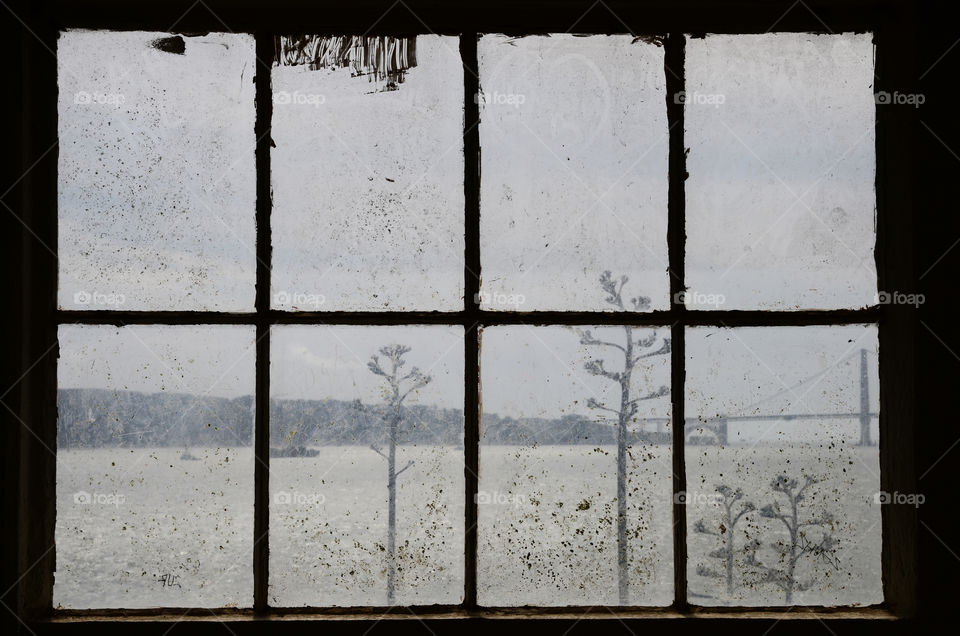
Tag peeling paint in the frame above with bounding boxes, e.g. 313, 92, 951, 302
276, 35, 417, 89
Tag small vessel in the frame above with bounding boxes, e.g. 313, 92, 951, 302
270, 445, 320, 458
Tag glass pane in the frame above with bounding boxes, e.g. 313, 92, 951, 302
685, 33, 876, 310
56, 325, 255, 608
478, 34, 669, 312
479, 325, 673, 606
271, 36, 464, 311
269, 325, 464, 606
685, 326, 881, 606
58, 31, 257, 311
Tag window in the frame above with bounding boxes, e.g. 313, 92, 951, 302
9, 0, 941, 633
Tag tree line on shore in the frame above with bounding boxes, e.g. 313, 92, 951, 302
56, 388, 671, 448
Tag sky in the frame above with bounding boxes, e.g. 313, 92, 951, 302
56, 31, 880, 441
57, 31, 257, 311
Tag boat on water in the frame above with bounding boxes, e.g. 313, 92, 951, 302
270, 445, 320, 458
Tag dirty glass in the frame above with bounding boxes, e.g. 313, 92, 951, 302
477, 35, 669, 312
269, 325, 464, 606
271, 35, 464, 312
478, 325, 673, 606
58, 31, 257, 311
684, 33, 876, 311
52, 26, 887, 614
55, 325, 256, 608
685, 326, 881, 606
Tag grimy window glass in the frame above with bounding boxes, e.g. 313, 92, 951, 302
54, 27, 884, 613
479, 324, 673, 606
477, 35, 669, 312
684, 33, 876, 310
271, 35, 465, 312
269, 325, 465, 606
56, 325, 256, 608
685, 325, 881, 606
58, 31, 257, 311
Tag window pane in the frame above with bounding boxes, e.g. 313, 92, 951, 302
685, 326, 881, 606
685, 33, 876, 310
269, 325, 464, 605
479, 325, 673, 605
58, 31, 257, 311
56, 325, 255, 608
478, 35, 669, 312
271, 36, 464, 311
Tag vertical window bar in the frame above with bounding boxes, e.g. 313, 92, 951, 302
25, 14, 59, 615
461, 32, 481, 610
873, 26, 917, 614
665, 31, 688, 611
254, 29, 274, 613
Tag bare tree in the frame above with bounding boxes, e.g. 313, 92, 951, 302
367, 344, 432, 604
745, 474, 838, 604
579, 270, 670, 604
694, 485, 756, 594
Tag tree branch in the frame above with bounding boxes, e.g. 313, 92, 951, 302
633, 338, 671, 363
733, 502, 757, 525
760, 503, 794, 534
577, 329, 626, 353
796, 475, 818, 502
584, 359, 621, 382
628, 385, 670, 404
599, 270, 626, 310
399, 376, 431, 405
367, 356, 388, 377
586, 397, 621, 415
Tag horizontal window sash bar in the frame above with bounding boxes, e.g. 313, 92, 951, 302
45, 604, 895, 620
55, 308, 881, 327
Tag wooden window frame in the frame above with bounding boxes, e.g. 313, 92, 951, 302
4, 0, 946, 634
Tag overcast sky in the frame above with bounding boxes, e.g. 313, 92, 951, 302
57, 31, 879, 440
